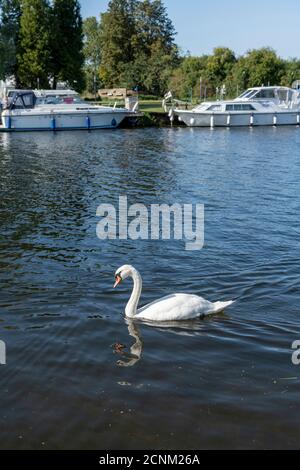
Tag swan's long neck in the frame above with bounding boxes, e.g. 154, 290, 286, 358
125, 269, 142, 318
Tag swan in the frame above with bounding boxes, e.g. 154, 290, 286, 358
113, 264, 234, 322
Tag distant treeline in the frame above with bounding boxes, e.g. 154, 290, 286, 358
0, 0, 299, 97
170, 47, 300, 100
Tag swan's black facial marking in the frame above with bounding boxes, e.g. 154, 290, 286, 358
115, 272, 122, 281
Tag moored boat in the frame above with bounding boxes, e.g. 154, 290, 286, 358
1, 90, 138, 131
173, 86, 300, 127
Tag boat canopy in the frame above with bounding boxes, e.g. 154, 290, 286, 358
236, 86, 297, 102
8, 91, 36, 110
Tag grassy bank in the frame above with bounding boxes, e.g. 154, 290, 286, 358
85, 98, 165, 113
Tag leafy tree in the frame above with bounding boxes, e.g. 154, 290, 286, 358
99, 0, 178, 95
17, 0, 51, 88
0, 0, 22, 82
280, 58, 300, 87
206, 47, 236, 86
169, 55, 209, 99
131, 0, 179, 95
133, 0, 176, 56
51, 0, 85, 91
232, 48, 284, 90
83, 16, 102, 94
99, 0, 136, 86
170, 48, 291, 100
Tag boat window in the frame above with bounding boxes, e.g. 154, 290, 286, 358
22, 93, 35, 108
226, 104, 255, 111
45, 97, 59, 104
207, 104, 222, 111
277, 89, 292, 101
12, 96, 24, 109
237, 90, 250, 98
245, 91, 257, 99
242, 104, 255, 110
9, 92, 36, 110
253, 89, 275, 99
240, 90, 257, 99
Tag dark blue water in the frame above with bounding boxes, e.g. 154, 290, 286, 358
0, 127, 300, 449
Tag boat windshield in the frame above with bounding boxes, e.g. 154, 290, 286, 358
238, 90, 252, 98
36, 95, 82, 105
252, 89, 276, 99
277, 88, 293, 102
9, 92, 36, 110
238, 89, 257, 99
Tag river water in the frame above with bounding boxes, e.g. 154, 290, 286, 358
0, 127, 300, 449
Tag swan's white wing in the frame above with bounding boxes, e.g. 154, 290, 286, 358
134, 293, 215, 321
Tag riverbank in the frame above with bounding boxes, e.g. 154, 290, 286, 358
121, 111, 181, 128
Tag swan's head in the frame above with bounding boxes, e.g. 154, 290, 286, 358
113, 264, 135, 288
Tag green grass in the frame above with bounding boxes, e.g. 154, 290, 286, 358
139, 100, 164, 113
84, 97, 165, 113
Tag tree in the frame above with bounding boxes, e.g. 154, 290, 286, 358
131, 0, 179, 95
51, 0, 85, 91
206, 47, 236, 87
0, 0, 22, 82
99, 0, 136, 86
17, 0, 51, 88
98, 0, 178, 95
169, 55, 209, 99
83, 16, 101, 94
280, 58, 300, 87
133, 0, 176, 56
231, 48, 284, 90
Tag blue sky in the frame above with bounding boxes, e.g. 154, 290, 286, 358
80, 0, 300, 59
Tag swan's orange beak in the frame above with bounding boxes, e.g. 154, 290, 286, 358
113, 274, 122, 288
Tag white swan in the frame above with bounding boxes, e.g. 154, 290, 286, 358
113, 265, 234, 322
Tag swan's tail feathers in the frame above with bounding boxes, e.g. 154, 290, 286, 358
213, 300, 235, 314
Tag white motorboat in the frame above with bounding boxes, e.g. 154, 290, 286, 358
1, 90, 138, 131
173, 86, 300, 127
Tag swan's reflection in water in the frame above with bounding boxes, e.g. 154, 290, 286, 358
116, 316, 227, 367
116, 319, 143, 367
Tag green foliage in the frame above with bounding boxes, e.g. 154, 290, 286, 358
83, 16, 102, 93
170, 47, 300, 100
1, 0, 85, 90
51, 0, 85, 91
99, 0, 136, 86
169, 55, 208, 98
169, 49, 236, 99
231, 48, 284, 89
98, 0, 178, 95
206, 47, 236, 86
0, 0, 22, 82
17, 0, 51, 88
280, 58, 300, 87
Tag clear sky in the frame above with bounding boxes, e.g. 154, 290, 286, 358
80, 0, 300, 59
